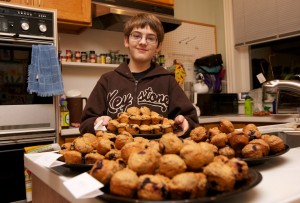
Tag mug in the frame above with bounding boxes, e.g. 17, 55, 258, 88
66, 97, 87, 124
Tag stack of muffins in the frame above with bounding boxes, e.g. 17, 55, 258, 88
106, 106, 176, 135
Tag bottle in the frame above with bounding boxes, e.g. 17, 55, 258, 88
60, 100, 70, 129
244, 96, 252, 116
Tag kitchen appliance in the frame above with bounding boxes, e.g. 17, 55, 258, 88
263, 80, 300, 114
195, 93, 238, 116
91, 0, 181, 33
0, 3, 57, 202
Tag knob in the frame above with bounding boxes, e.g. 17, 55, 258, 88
39, 24, 47, 32
21, 22, 29, 31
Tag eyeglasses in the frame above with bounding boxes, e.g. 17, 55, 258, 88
129, 31, 158, 44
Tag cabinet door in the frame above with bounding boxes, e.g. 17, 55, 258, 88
4, 0, 34, 6
37, 0, 91, 24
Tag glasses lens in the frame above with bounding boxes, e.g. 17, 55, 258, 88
130, 32, 157, 44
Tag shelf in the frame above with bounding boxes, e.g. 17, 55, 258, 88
61, 61, 119, 69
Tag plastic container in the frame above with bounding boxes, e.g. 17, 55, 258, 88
60, 100, 70, 129
244, 96, 253, 116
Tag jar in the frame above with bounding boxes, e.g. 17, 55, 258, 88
96, 54, 101, 63
75, 51, 81, 62
81, 52, 87, 62
66, 50, 72, 62
105, 53, 112, 64
61, 56, 66, 62
100, 54, 106, 64
118, 54, 124, 64
89, 51, 96, 63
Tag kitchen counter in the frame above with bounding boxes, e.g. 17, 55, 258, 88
25, 147, 300, 203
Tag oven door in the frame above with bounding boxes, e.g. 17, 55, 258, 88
0, 37, 57, 135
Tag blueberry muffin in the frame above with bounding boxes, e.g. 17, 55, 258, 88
151, 113, 164, 124
72, 136, 94, 154
151, 124, 163, 134
180, 143, 214, 170
141, 114, 152, 125
218, 145, 235, 158
127, 106, 141, 116
117, 112, 130, 124
125, 124, 140, 134
189, 126, 208, 142
207, 126, 221, 139
226, 158, 248, 181
100, 132, 117, 142
90, 159, 120, 185
228, 131, 249, 152
127, 148, 161, 175
117, 123, 127, 134
107, 119, 119, 133
82, 133, 98, 148
137, 174, 169, 200
115, 133, 134, 150
219, 119, 235, 133
210, 133, 228, 148
158, 154, 187, 178
95, 137, 115, 155
242, 142, 267, 158
203, 161, 235, 192
63, 150, 83, 164
128, 115, 142, 125
145, 140, 161, 153
242, 124, 262, 140
140, 106, 151, 116
261, 134, 285, 153
139, 124, 153, 134
109, 168, 139, 198
105, 149, 121, 160
120, 141, 145, 163
162, 123, 173, 133
84, 150, 104, 164
249, 138, 270, 156
168, 172, 206, 199
159, 133, 183, 154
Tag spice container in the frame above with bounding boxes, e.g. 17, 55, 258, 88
100, 54, 106, 64
81, 51, 87, 62
66, 50, 72, 62
89, 51, 96, 63
105, 53, 112, 64
75, 51, 81, 62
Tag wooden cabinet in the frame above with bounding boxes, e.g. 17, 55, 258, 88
137, 0, 174, 7
6, 0, 91, 34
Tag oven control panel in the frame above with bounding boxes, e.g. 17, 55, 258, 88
0, 3, 54, 38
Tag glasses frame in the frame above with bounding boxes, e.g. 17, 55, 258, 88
129, 31, 158, 44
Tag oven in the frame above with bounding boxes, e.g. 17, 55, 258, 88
0, 3, 58, 202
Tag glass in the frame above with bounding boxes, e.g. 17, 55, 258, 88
129, 31, 157, 44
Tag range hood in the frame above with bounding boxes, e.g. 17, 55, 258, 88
91, 0, 181, 33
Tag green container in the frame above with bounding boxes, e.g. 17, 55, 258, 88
244, 96, 252, 116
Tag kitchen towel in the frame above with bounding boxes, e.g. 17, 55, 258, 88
27, 45, 64, 97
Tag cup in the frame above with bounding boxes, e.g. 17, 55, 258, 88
66, 97, 87, 124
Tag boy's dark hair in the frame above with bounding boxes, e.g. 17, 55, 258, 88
124, 13, 165, 45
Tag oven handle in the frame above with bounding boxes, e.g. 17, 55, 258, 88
0, 136, 55, 146
0, 36, 54, 46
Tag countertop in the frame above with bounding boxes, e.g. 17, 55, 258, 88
25, 147, 300, 203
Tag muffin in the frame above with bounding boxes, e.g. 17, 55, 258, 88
127, 148, 161, 175
100, 132, 117, 142
242, 142, 266, 158
117, 112, 130, 124
140, 106, 151, 116
159, 133, 183, 154
139, 124, 153, 134
228, 131, 249, 152
133, 136, 150, 146
249, 138, 270, 156
115, 133, 134, 150
63, 150, 83, 164
203, 161, 235, 192
158, 154, 187, 178
207, 127, 221, 139
242, 124, 262, 140
125, 124, 140, 134
127, 106, 141, 116
162, 123, 173, 133
84, 150, 104, 164
109, 168, 139, 198
151, 113, 164, 125
189, 126, 208, 142
218, 145, 235, 158
82, 133, 98, 149
210, 133, 228, 148
72, 136, 94, 154
180, 143, 214, 170
140, 114, 152, 125
120, 142, 145, 163
219, 119, 235, 133
152, 124, 163, 134
61, 142, 73, 151
226, 158, 248, 181
117, 123, 127, 134
105, 149, 121, 160
261, 134, 285, 153
95, 137, 115, 155
168, 172, 206, 199
128, 115, 142, 125
137, 174, 169, 200
145, 140, 161, 153
107, 119, 119, 133
90, 159, 120, 185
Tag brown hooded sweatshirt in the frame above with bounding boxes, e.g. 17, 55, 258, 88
79, 62, 199, 135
